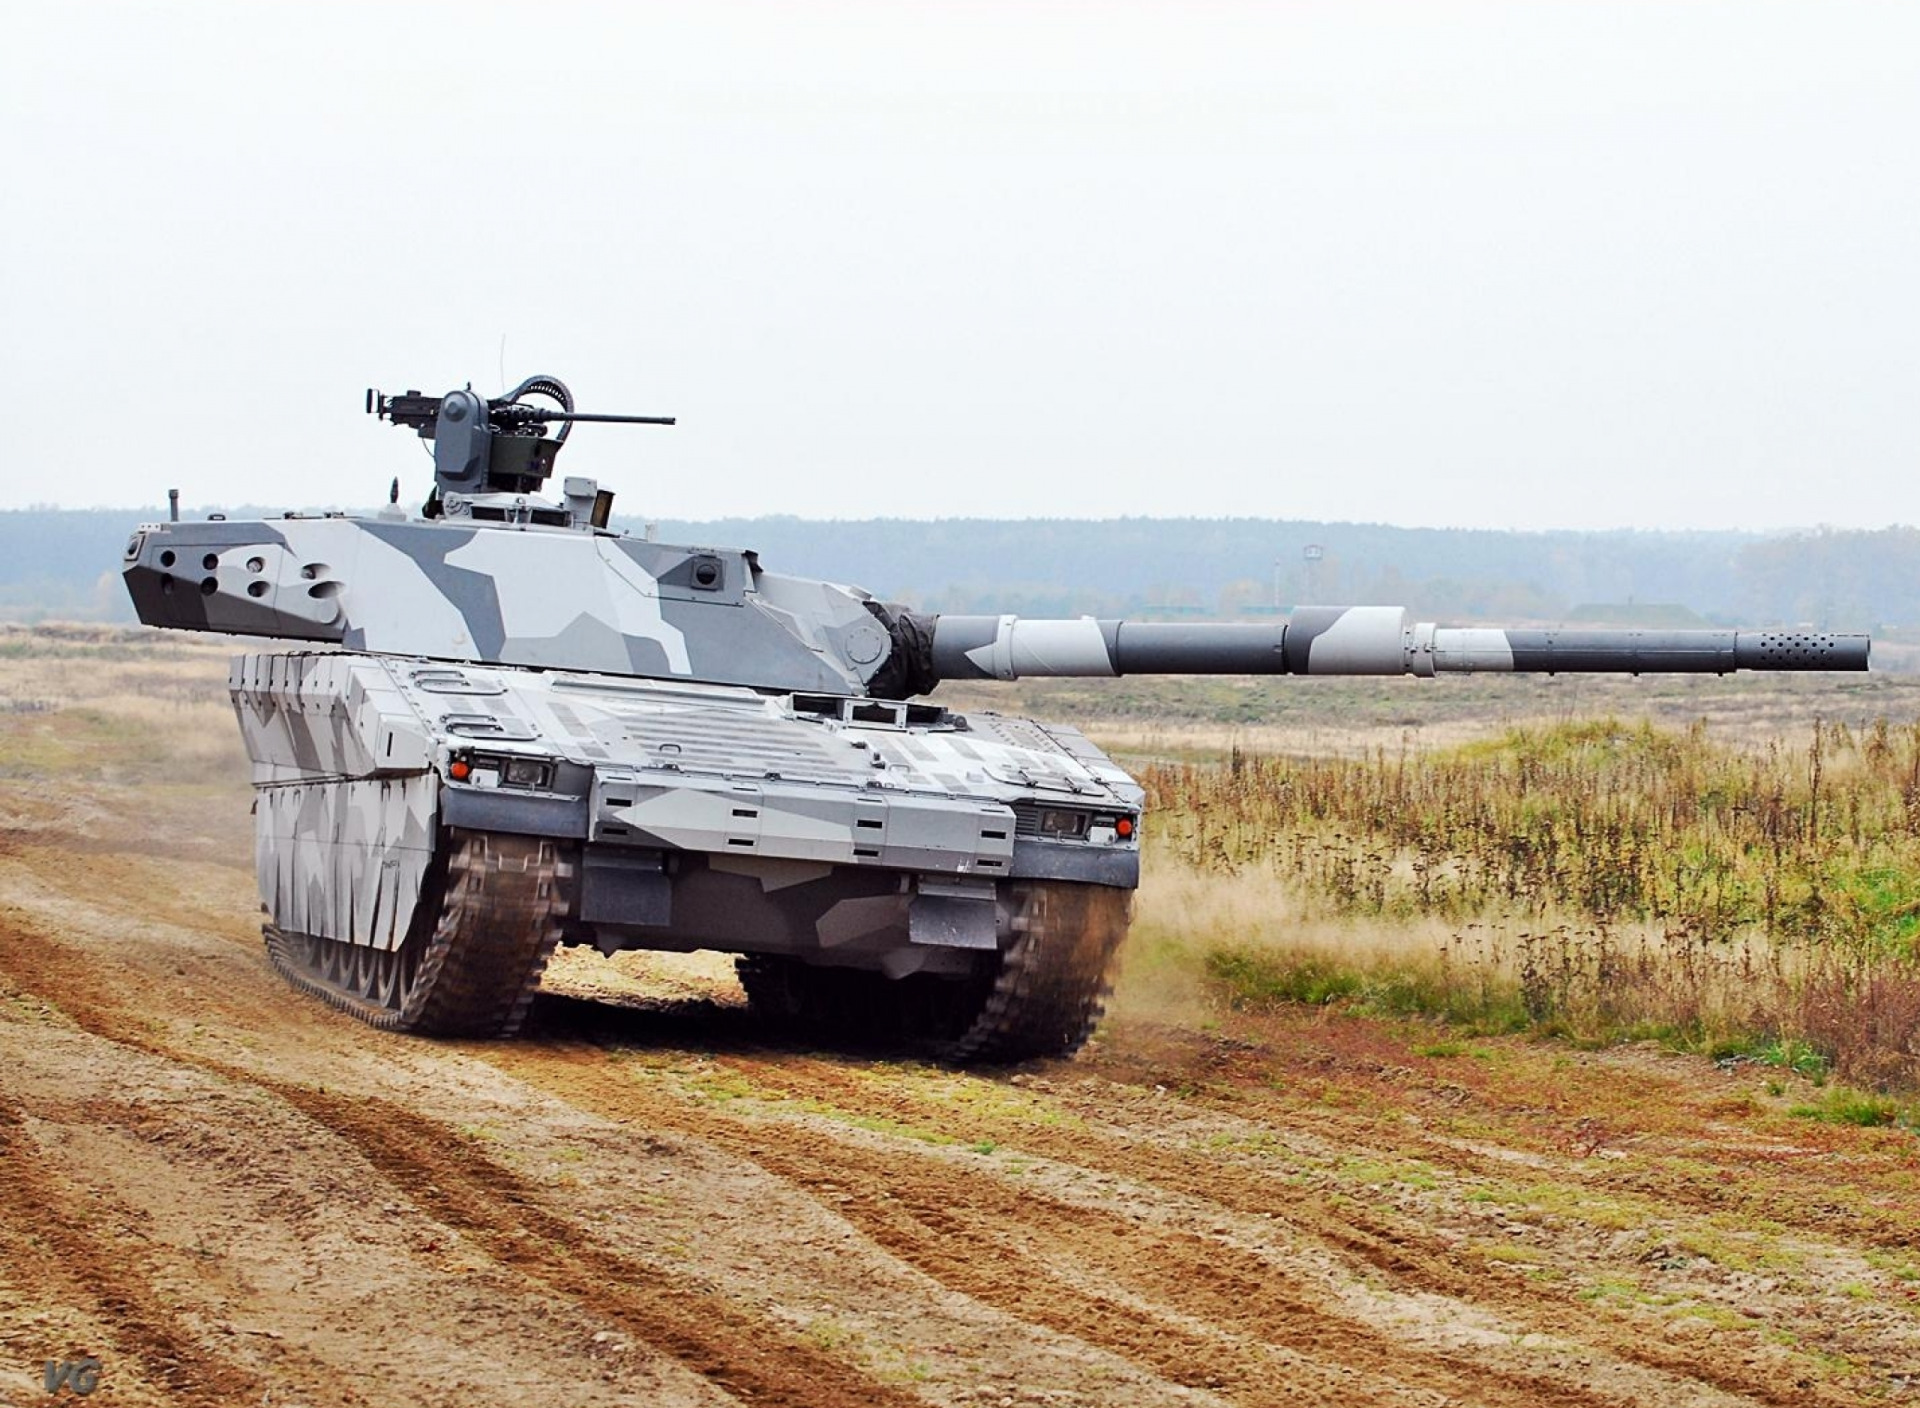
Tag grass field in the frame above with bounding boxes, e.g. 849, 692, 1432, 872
962, 665, 1920, 1112
1131, 724, 1920, 1104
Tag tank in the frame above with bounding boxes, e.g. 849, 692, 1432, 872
120, 375, 1873, 1061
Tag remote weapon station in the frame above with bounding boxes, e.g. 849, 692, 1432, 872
123, 377, 1871, 1061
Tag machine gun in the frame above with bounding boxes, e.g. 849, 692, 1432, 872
367, 374, 674, 522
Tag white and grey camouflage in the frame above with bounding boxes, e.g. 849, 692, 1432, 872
116, 373, 1872, 1053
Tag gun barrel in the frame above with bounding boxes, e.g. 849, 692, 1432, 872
927, 609, 1870, 681
525, 411, 678, 425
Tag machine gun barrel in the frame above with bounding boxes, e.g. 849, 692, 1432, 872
364, 391, 674, 430
532, 412, 677, 425
926, 608, 1870, 680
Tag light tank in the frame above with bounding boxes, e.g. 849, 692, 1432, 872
121, 376, 1872, 1061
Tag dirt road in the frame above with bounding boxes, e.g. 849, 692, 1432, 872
3, 639, 1919, 1406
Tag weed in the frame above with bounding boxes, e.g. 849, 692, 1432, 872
804, 1318, 859, 1352
1789, 1088, 1907, 1128
794, 1099, 959, 1146
1139, 717, 1920, 1090
1577, 1277, 1640, 1303
1201, 1131, 1284, 1157
1672, 1302, 1753, 1331
1864, 1251, 1920, 1282
1205, 949, 1360, 1007
1474, 1244, 1551, 1267
686, 1071, 759, 1103
1749, 1038, 1830, 1081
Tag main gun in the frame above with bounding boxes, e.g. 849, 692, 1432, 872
917, 608, 1870, 682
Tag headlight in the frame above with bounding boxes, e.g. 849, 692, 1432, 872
1036, 808, 1089, 838
502, 757, 553, 789
449, 752, 555, 790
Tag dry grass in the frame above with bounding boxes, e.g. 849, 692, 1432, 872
947, 668, 1920, 744
1091, 719, 1509, 764
1145, 718, 1920, 946
0, 625, 249, 833
1129, 717, 1920, 1095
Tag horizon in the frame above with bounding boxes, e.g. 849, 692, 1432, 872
4, 502, 1911, 540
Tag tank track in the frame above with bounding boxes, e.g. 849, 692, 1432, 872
264, 830, 572, 1037
736, 879, 1133, 1063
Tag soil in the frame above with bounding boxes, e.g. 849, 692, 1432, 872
3, 642, 1919, 1406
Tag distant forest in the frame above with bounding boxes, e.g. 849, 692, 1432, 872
4, 507, 1914, 638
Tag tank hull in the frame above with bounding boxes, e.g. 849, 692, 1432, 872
232, 650, 1143, 1057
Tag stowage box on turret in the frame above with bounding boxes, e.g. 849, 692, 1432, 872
121, 376, 1872, 1060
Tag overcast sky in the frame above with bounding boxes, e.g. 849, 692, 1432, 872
2, 2, 1915, 530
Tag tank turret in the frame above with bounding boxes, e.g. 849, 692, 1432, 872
120, 376, 1872, 1062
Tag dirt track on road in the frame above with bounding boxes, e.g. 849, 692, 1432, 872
3, 642, 1919, 1406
